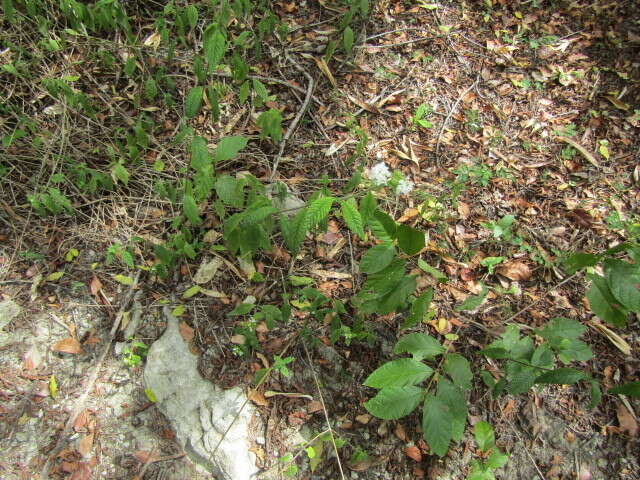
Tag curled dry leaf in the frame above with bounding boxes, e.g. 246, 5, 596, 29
53, 337, 83, 354
616, 403, 638, 437
405, 445, 422, 462
496, 260, 532, 281
78, 432, 94, 457
248, 389, 268, 407
178, 321, 195, 343
89, 275, 102, 296
394, 422, 408, 442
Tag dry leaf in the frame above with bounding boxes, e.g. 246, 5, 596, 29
496, 260, 532, 281
355, 414, 371, 424
248, 389, 268, 406
69, 463, 92, 480
89, 275, 102, 296
73, 409, 89, 432
313, 57, 337, 88
307, 400, 324, 414
616, 403, 638, 437
78, 433, 94, 457
405, 445, 422, 462
178, 322, 195, 343
588, 320, 631, 356
53, 337, 83, 355
394, 423, 408, 442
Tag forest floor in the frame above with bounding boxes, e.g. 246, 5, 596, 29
1, 1, 639, 479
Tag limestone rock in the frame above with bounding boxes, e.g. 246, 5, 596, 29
144, 308, 260, 480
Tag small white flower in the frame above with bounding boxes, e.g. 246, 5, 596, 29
395, 179, 414, 195
368, 162, 392, 186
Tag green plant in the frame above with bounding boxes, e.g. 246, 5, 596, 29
122, 340, 148, 367
412, 103, 434, 129
482, 215, 516, 241
466, 421, 508, 480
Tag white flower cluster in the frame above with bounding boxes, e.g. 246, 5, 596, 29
367, 162, 415, 195
368, 162, 392, 186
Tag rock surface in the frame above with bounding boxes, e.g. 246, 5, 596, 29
144, 307, 260, 480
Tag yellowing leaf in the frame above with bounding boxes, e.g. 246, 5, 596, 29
49, 375, 58, 398
47, 271, 64, 282
313, 57, 337, 88
172, 305, 185, 317
65, 248, 79, 262
183, 285, 201, 299
113, 274, 134, 285
145, 388, 157, 403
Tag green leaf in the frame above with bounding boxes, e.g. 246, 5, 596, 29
228, 303, 254, 316
608, 381, 640, 398
605, 258, 640, 312
289, 275, 314, 286
183, 194, 202, 226
474, 421, 495, 452
203, 25, 227, 71
113, 274, 134, 285
537, 317, 586, 341
454, 283, 488, 311
360, 245, 396, 274
215, 175, 244, 208
377, 275, 416, 314
443, 353, 473, 391
436, 379, 467, 443
373, 210, 397, 238
587, 273, 629, 327
589, 380, 602, 408
480, 347, 511, 359
506, 367, 538, 394
183, 285, 201, 299
417, 259, 448, 282
393, 331, 444, 361
252, 78, 269, 101
364, 386, 423, 420
397, 224, 425, 255
564, 252, 599, 274
343, 26, 355, 53
185, 86, 204, 118
364, 358, 433, 389
112, 162, 130, 185
172, 305, 185, 317
486, 450, 509, 469
422, 394, 452, 457
401, 288, 434, 329
185, 4, 198, 29
215, 135, 248, 162
191, 136, 212, 170
144, 388, 157, 403
144, 77, 157, 101
49, 375, 58, 399
257, 108, 283, 142
47, 271, 65, 281
534, 367, 587, 385
340, 199, 365, 238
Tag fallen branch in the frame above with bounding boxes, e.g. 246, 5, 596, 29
554, 135, 601, 168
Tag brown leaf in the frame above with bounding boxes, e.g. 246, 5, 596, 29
617, 403, 638, 437
178, 322, 194, 343
248, 389, 268, 407
73, 409, 89, 432
405, 445, 422, 462
89, 275, 102, 296
53, 337, 83, 354
78, 433, 94, 457
307, 400, 324, 414
70, 463, 92, 480
496, 260, 532, 281
394, 422, 408, 442
23, 343, 43, 371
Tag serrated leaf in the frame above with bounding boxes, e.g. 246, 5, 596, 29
289, 275, 314, 286
486, 450, 509, 469
422, 394, 452, 457
340, 199, 365, 238
397, 225, 425, 255
215, 175, 244, 208
373, 210, 397, 238
364, 386, 423, 420
587, 273, 629, 327
436, 378, 467, 443
228, 303, 254, 316
364, 358, 433, 389
604, 258, 640, 312
113, 274, 134, 285
343, 26, 355, 53
185, 4, 198, 29
534, 367, 587, 385
609, 381, 640, 398
401, 288, 434, 329
564, 252, 599, 274
252, 78, 269, 101
443, 353, 473, 391
537, 317, 586, 341
359, 245, 396, 274
191, 135, 212, 170
215, 135, 248, 163
474, 421, 495, 452
203, 25, 227, 71
144, 388, 157, 403
112, 162, 129, 185
393, 332, 444, 361
185, 86, 204, 118
480, 347, 511, 359
183, 285, 201, 299
183, 194, 202, 226
47, 271, 65, 281
417, 258, 448, 282
257, 108, 283, 142
506, 367, 537, 394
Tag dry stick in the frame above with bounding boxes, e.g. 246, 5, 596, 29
269, 54, 316, 181
435, 76, 480, 161
302, 341, 347, 480
40, 272, 143, 480
554, 135, 601, 168
357, 35, 437, 49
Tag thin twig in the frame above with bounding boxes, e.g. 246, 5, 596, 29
270, 54, 315, 181
435, 76, 480, 160
357, 36, 437, 49
40, 272, 143, 480
302, 341, 347, 480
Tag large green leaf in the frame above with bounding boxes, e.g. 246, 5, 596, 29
191, 135, 212, 170
587, 273, 629, 327
605, 258, 640, 312
364, 359, 433, 389
215, 175, 244, 208
183, 194, 202, 226
534, 367, 587, 385
359, 245, 396, 274
203, 24, 227, 70
377, 275, 416, 314
537, 317, 586, 341
505, 367, 537, 395
401, 288, 434, 329
436, 379, 467, 443
372, 210, 397, 238
443, 353, 473, 391
454, 283, 488, 311
608, 381, 640, 398
364, 386, 423, 420
340, 199, 365, 238
397, 224, 425, 255
422, 394, 452, 457
393, 332, 444, 361
563, 252, 599, 274
473, 421, 495, 452
215, 135, 248, 163
185, 86, 204, 118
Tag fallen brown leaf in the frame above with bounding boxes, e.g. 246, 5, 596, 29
53, 337, 82, 355
617, 403, 638, 437
248, 389, 268, 407
496, 260, 532, 281
405, 445, 422, 462
78, 432, 94, 457
178, 321, 194, 343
